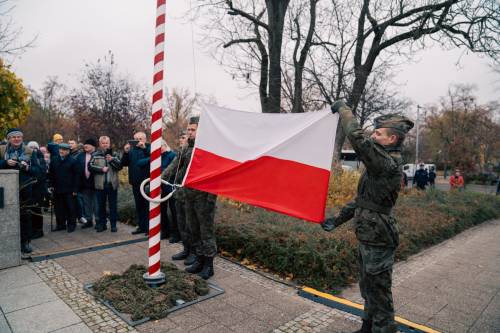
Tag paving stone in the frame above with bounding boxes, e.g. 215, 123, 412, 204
6, 299, 81, 333
0, 282, 59, 313
0, 265, 41, 293
168, 308, 213, 331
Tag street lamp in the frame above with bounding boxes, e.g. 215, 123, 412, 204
415, 105, 422, 165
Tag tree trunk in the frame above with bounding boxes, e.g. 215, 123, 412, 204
265, 0, 290, 113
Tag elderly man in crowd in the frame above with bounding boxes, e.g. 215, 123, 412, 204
49, 143, 80, 232
122, 131, 150, 235
0, 129, 42, 253
89, 136, 122, 232
75, 138, 98, 229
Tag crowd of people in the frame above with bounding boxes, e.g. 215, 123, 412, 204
0, 116, 216, 280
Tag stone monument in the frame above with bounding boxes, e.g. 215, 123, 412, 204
0, 170, 21, 269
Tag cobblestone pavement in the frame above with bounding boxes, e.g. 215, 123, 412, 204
31, 260, 138, 333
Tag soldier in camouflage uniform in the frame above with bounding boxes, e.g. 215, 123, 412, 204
181, 116, 218, 280
161, 132, 195, 265
322, 101, 414, 333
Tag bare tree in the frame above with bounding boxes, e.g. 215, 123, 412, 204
0, 0, 36, 57
69, 51, 149, 147
163, 88, 196, 149
197, 0, 290, 113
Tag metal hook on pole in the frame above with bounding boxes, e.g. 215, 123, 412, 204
139, 177, 179, 203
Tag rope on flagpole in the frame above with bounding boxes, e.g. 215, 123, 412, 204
143, 0, 167, 287
139, 177, 182, 203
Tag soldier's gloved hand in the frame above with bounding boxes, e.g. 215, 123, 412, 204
330, 100, 347, 114
321, 217, 335, 232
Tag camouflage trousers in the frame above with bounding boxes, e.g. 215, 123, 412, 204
358, 243, 398, 333
185, 191, 217, 258
175, 199, 191, 248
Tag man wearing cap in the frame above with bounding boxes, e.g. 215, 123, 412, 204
75, 138, 98, 229
162, 129, 196, 265
49, 142, 80, 232
322, 102, 414, 333
183, 116, 218, 280
0, 128, 42, 253
413, 163, 429, 190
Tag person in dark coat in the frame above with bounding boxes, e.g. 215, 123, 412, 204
138, 139, 176, 239
428, 167, 437, 188
75, 138, 97, 228
121, 131, 150, 235
413, 163, 429, 190
0, 129, 42, 253
49, 143, 80, 232
27, 141, 48, 239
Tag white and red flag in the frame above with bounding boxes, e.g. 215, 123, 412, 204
183, 104, 338, 223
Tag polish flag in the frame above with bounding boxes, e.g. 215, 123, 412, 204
183, 104, 338, 223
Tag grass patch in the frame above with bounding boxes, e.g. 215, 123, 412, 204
93, 263, 209, 321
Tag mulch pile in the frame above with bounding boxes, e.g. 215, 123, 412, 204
93, 262, 209, 320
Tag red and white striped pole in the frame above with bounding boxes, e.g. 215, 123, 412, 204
144, 0, 166, 286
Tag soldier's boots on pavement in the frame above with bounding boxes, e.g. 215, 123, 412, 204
185, 256, 204, 274
198, 256, 214, 280
353, 319, 372, 333
184, 253, 197, 266
81, 221, 93, 229
172, 246, 189, 261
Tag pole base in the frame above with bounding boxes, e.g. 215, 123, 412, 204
143, 271, 166, 288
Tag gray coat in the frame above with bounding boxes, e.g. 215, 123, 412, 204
89, 150, 122, 190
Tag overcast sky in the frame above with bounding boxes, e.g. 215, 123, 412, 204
8, 0, 500, 116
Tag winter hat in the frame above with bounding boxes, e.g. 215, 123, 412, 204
84, 138, 97, 147
6, 128, 23, 139
27, 141, 40, 150
52, 133, 63, 141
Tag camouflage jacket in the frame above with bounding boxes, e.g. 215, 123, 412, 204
334, 105, 402, 248
161, 145, 193, 201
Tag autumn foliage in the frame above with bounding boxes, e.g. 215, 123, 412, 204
0, 59, 30, 136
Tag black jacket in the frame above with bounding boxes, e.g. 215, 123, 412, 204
413, 169, 429, 187
49, 155, 80, 194
121, 144, 150, 186
75, 152, 95, 190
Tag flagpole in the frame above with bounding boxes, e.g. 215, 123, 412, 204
143, 0, 166, 287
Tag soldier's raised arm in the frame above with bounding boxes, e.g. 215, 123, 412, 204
331, 101, 399, 174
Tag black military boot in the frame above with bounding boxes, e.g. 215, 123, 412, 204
184, 253, 197, 266
185, 256, 204, 274
172, 245, 189, 261
198, 256, 214, 280
353, 319, 372, 333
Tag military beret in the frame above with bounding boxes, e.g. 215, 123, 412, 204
189, 116, 200, 125
58, 143, 71, 150
374, 114, 414, 134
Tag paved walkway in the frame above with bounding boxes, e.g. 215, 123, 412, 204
1, 219, 499, 332
341, 219, 500, 333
